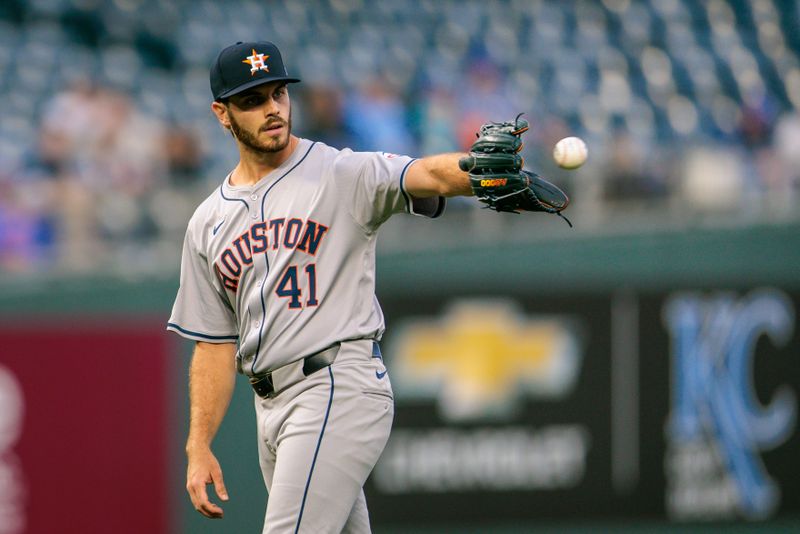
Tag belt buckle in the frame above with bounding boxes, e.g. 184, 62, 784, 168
250, 372, 275, 398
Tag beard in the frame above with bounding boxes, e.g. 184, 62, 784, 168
229, 111, 292, 154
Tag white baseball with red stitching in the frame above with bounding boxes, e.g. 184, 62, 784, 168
553, 137, 588, 169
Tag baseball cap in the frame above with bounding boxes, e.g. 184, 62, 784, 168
210, 41, 301, 101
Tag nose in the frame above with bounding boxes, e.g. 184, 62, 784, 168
263, 96, 280, 118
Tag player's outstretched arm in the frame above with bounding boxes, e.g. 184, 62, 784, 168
411, 116, 571, 221
185, 341, 236, 519
403, 153, 473, 198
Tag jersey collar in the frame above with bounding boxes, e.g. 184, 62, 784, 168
221, 138, 312, 197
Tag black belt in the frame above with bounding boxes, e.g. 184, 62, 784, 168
249, 343, 340, 399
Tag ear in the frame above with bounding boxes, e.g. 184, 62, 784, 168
211, 101, 231, 130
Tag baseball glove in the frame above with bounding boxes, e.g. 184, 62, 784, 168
459, 115, 572, 226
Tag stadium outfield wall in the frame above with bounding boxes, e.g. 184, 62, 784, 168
0, 223, 798, 533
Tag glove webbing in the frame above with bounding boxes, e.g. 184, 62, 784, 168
476, 188, 573, 227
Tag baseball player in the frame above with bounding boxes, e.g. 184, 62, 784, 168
168, 40, 568, 534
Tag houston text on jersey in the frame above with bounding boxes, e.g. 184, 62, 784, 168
215, 217, 329, 292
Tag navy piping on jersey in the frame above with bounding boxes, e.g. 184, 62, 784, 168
398, 158, 417, 213
218, 181, 250, 210
295, 365, 334, 534
166, 323, 238, 341
251, 141, 318, 374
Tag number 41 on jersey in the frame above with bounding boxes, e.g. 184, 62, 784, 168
276, 264, 318, 309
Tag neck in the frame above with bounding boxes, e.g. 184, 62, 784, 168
230, 135, 300, 186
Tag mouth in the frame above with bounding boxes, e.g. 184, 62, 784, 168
261, 122, 285, 135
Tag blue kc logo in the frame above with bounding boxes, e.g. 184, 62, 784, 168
663, 289, 797, 520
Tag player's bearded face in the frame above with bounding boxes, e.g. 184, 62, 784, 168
225, 84, 293, 154
228, 107, 292, 154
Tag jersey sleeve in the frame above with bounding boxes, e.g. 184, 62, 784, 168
167, 221, 238, 344
334, 151, 446, 231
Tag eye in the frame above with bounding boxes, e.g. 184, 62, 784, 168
235, 95, 263, 109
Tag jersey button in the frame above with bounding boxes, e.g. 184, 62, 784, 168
250, 194, 258, 201
250, 212, 258, 219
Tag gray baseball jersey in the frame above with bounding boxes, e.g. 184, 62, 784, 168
167, 138, 444, 375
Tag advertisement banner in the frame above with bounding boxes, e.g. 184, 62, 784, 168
0, 321, 172, 534
365, 289, 800, 525
656, 289, 799, 520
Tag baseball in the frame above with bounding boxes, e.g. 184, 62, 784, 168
553, 137, 588, 169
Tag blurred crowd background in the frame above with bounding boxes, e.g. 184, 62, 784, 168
0, 0, 799, 275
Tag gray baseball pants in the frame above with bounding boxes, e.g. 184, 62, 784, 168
254, 339, 394, 533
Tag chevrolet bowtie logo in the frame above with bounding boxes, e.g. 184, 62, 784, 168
389, 300, 583, 421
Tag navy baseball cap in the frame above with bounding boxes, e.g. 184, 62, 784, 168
210, 41, 301, 101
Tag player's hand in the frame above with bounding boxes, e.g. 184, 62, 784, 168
186, 446, 229, 518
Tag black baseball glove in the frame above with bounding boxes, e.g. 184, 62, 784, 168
459, 115, 571, 226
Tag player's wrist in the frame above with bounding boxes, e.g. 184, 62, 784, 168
185, 438, 213, 456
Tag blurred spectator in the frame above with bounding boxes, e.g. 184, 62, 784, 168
456, 60, 516, 151
4, 125, 75, 271
298, 85, 353, 150
737, 89, 777, 150
0, 181, 55, 272
736, 89, 785, 197
417, 85, 459, 156
602, 129, 668, 203
161, 124, 206, 188
774, 110, 800, 190
753, 108, 800, 208
39, 79, 100, 148
344, 77, 415, 154
87, 89, 164, 195
19, 125, 73, 181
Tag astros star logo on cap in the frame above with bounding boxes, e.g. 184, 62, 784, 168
242, 49, 270, 75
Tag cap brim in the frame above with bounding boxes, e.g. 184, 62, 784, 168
216, 76, 301, 100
